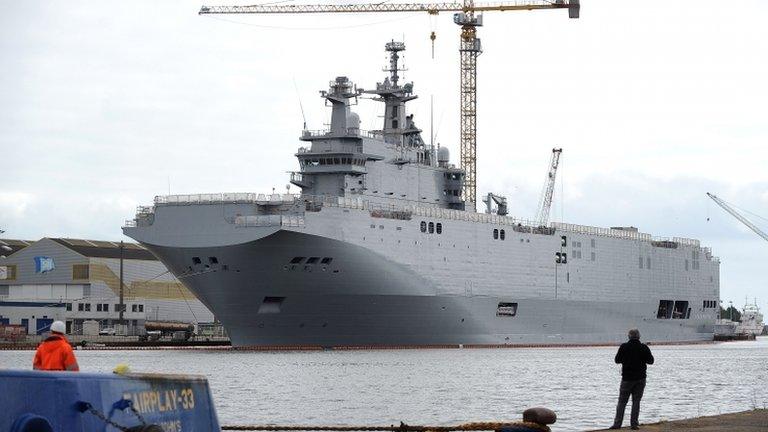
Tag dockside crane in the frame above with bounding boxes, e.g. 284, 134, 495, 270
534, 147, 562, 227
199, 1, 579, 212
707, 192, 768, 242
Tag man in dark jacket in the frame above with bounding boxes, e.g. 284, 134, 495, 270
610, 328, 654, 430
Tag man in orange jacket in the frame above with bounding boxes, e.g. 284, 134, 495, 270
33, 320, 80, 371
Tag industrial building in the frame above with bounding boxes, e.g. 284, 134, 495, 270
0, 238, 214, 335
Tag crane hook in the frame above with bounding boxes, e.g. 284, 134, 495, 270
430, 31, 436, 59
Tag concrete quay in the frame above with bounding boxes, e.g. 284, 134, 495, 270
589, 409, 768, 431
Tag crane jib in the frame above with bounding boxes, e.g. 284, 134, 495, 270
199, 1, 579, 15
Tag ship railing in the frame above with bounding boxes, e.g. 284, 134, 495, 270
551, 222, 704, 247
154, 193, 301, 206
551, 222, 654, 241
136, 205, 153, 214
301, 128, 380, 140
673, 236, 701, 247
148, 193, 709, 247
234, 215, 305, 228
290, 172, 304, 183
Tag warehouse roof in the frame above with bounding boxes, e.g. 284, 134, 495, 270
49, 238, 158, 261
0, 239, 33, 257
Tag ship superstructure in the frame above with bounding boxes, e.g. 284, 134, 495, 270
124, 42, 720, 347
737, 301, 764, 336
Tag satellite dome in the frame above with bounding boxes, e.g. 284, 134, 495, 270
346, 112, 360, 129
438, 146, 450, 163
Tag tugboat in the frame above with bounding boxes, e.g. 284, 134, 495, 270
737, 299, 764, 336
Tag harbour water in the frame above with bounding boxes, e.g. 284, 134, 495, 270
2, 338, 767, 431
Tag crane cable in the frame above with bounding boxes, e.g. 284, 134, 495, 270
711, 195, 768, 225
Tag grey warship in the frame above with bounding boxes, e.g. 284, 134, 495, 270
124, 42, 720, 347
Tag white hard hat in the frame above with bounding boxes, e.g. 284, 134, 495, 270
50, 320, 66, 334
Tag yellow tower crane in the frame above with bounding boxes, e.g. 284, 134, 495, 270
200, 1, 579, 212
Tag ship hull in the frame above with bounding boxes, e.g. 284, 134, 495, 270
138, 229, 713, 347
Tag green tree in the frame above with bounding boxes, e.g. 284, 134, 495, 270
719, 306, 741, 322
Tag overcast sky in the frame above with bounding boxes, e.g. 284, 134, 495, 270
1, 1, 766, 311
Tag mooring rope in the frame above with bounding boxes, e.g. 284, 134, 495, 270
221, 422, 550, 432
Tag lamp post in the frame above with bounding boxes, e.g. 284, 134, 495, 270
119, 241, 124, 327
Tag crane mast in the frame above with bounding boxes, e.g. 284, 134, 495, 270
535, 147, 562, 227
707, 192, 768, 242
200, 1, 579, 212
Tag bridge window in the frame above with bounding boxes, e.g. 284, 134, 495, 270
673, 301, 689, 319
493, 229, 499, 240
500, 229, 505, 240
290, 257, 305, 264
321, 257, 333, 264
428, 222, 434, 234
306, 257, 319, 264
436, 223, 442, 234
657, 300, 674, 319
420, 221, 427, 232
192, 257, 202, 265
208, 257, 218, 264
